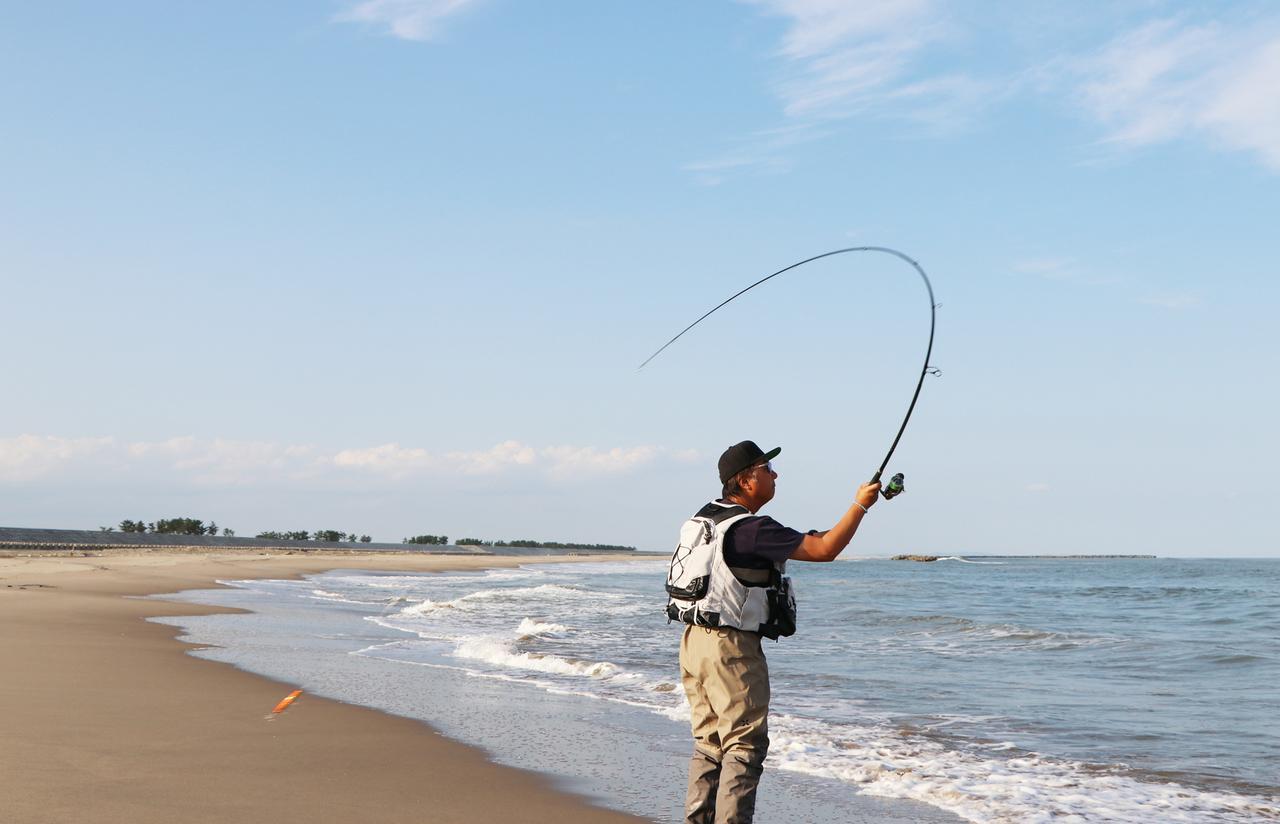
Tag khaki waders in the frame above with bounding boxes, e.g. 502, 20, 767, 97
679, 625, 771, 824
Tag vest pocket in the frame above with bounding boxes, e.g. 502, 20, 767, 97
762, 578, 797, 639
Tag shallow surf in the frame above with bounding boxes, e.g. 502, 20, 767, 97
154, 556, 1280, 823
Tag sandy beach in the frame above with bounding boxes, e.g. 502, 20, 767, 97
0, 550, 651, 824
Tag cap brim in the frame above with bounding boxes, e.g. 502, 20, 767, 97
720, 444, 784, 485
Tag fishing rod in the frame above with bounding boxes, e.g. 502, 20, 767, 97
638, 246, 938, 499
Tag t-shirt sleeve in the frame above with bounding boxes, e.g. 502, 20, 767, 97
723, 516, 805, 564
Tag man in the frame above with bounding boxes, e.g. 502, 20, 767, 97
667, 440, 881, 824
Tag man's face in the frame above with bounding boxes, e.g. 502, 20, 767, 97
746, 460, 777, 504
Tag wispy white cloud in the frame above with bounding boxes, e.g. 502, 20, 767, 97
690, 0, 993, 179
539, 445, 662, 479
334, 440, 691, 479
1073, 17, 1280, 170
683, 123, 828, 185
745, 0, 943, 119
697, 6, 1280, 179
1012, 258, 1075, 280
331, 440, 539, 478
0, 435, 115, 481
334, 0, 480, 42
446, 440, 540, 476
1013, 255, 1205, 310
1011, 257, 1122, 288
1139, 290, 1201, 310
0, 435, 697, 486
332, 442, 435, 476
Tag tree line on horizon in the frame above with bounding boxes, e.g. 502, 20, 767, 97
102, 518, 372, 543
101, 520, 630, 551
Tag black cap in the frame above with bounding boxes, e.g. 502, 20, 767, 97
718, 440, 782, 485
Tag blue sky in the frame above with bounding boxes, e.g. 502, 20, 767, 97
2, 1, 1276, 556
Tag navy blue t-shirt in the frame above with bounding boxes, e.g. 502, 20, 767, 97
721, 506, 805, 566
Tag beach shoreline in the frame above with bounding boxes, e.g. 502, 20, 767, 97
0, 550, 653, 824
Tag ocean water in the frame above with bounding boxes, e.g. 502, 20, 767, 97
153, 557, 1280, 823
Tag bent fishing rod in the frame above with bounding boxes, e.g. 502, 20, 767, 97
638, 246, 938, 500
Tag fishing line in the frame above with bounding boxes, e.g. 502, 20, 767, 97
638, 246, 939, 499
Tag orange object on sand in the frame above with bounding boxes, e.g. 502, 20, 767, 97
271, 689, 303, 714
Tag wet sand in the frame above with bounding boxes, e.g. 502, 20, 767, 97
0, 550, 651, 824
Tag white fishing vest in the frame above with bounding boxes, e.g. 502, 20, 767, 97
665, 500, 797, 639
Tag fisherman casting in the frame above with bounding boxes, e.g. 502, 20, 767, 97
645, 248, 938, 822
666, 440, 881, 823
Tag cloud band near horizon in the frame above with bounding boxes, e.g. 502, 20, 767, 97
0, 434, 700, 486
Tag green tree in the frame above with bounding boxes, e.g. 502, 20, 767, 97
359, 535, 371, 543
152, 517, 208, 535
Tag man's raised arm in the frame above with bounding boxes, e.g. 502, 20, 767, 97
790, 482, 881, 562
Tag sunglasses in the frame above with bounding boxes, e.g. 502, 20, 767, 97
755, 461, 774, 473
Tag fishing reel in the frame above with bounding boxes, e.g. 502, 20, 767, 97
881, 472, 905, 500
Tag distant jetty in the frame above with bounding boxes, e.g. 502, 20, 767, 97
891, 554, 1157, 562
